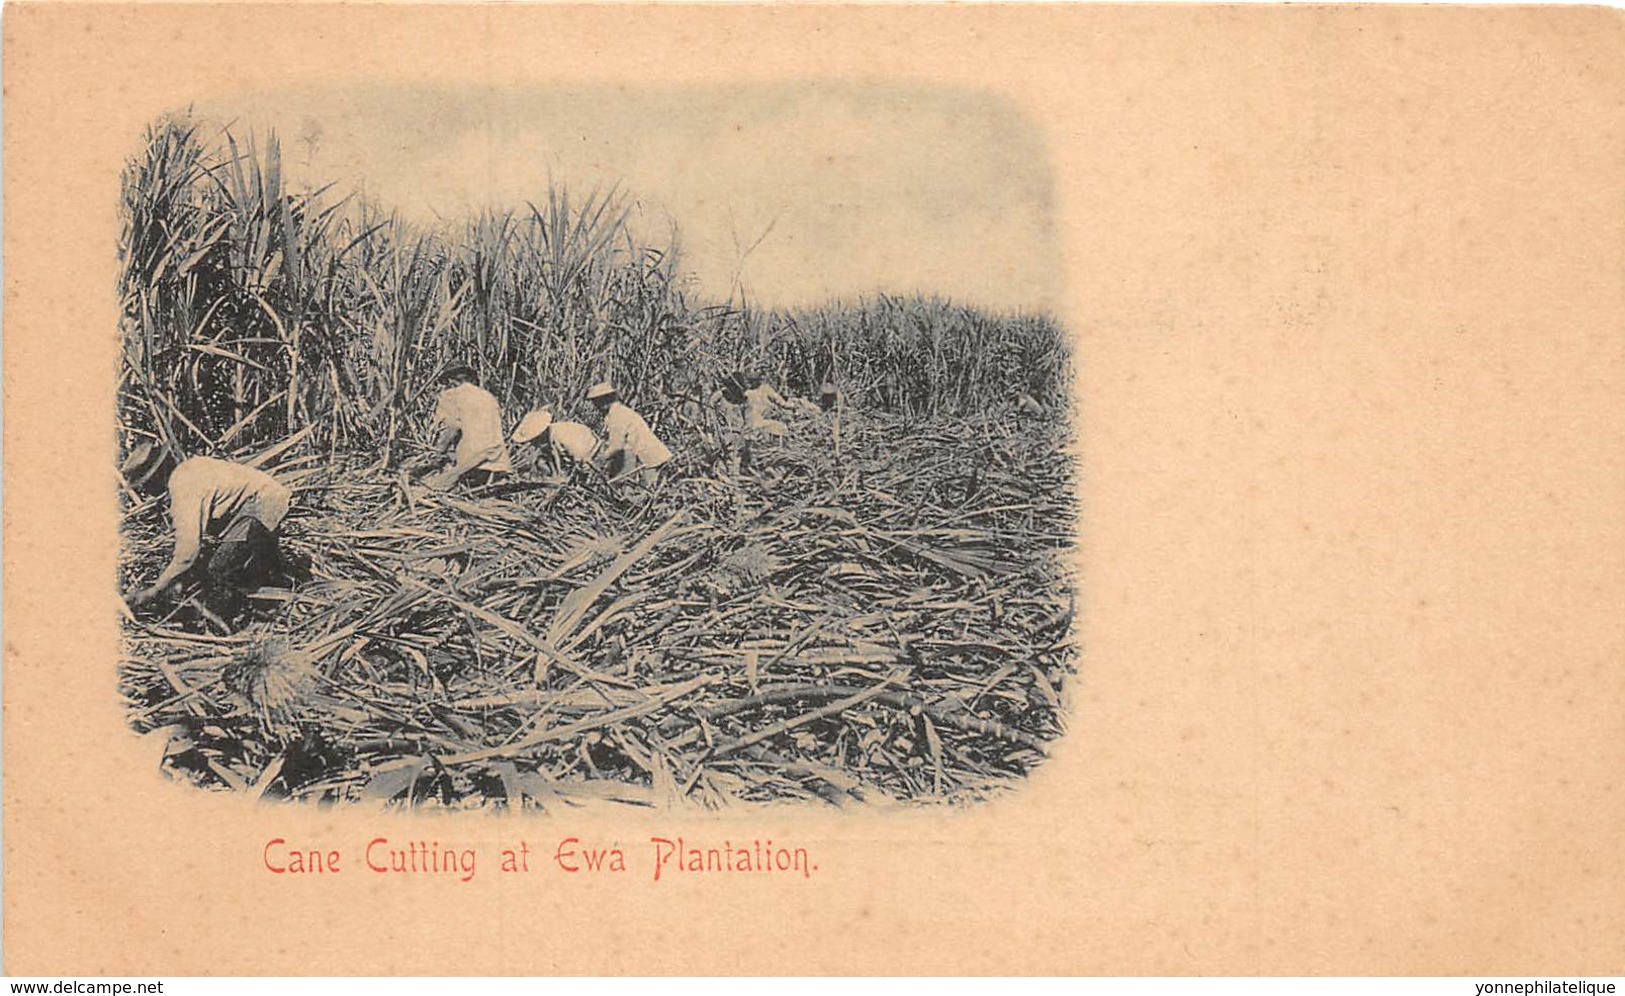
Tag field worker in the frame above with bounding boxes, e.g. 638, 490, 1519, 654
511, 408, 599, 476
588, 381, 672, 486
818, 379, 845, 457
424, 363, 512, 490
743, 374, 820, 437
123, 442, 303, 615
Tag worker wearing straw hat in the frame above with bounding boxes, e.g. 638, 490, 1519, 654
123, 441, 303, 618
422, 363, 512, 491
587, 381, 671, 486
511, 408, 599, 476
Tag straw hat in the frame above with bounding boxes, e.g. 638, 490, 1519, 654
586, 382, 616, 402
511, 408, 554, 444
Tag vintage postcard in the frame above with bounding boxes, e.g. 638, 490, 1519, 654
4, 3, 1623, 977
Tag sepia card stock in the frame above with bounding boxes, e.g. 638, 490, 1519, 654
5, 3, 1624, 977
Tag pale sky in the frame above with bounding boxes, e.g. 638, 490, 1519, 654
199, 83, 1058, 314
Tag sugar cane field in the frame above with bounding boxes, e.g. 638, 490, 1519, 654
117, 116, 1078, 809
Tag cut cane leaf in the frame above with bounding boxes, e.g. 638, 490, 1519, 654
360, 758, 429, 801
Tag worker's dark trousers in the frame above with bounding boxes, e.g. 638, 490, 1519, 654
462, 469, 506, 489
207, 515, 285, 591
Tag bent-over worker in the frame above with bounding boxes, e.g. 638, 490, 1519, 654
742, 374, 818, 438
123, 443, 302, 615
424, 363, 512, 490
512, 408, 599, 476
587, 381, 672, 486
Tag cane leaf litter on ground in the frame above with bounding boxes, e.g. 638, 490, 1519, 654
117, 116, 1078, 809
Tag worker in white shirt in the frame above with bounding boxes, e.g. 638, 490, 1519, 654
122, 442, 302, 615
728, 373, 820, 474
511, 408, 599, 476
742, 373, 819, 438
587, 381, 672, 486
421, 364, 512, 490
